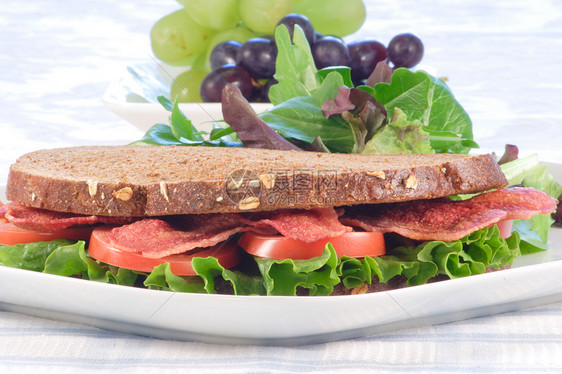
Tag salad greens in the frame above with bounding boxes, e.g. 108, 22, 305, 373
131, 96, 241, 147
135, 24, 479, 156
501, 154, 562, 254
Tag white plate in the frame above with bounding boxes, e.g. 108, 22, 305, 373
103, 62, 272, 133
0, 164, 561, 346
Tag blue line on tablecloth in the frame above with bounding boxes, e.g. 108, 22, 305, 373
1, 355, 562, 373
0, 327, 142, 339
1, 326, 561, 345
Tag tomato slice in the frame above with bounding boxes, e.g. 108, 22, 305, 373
0, 218, 94, 246
238, 231, 386, 260
88, 226, 242, 275
494, 219, 513, 239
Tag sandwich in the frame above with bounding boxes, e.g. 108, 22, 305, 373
0, 145, 558, 296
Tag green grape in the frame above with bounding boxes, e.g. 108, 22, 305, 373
203, 25, 255, 70
179, 0, 240, 30
238, 0, 292, 34
191, 51, 210, 73
150, 9, 216, 66
170, 69, 208, 102
292, 0, 366, 37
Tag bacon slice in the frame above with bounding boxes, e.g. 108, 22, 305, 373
238, 208, 352, 243
0, 202, 7, 219
107, 208, 351, 258
106, 215, 270, 258
341, 187, 558, 242
4, 203, 134, 232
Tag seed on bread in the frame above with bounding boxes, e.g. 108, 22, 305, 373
404, 174, 418, 189
367, 171, 386, 179
159, 181, 170, 202
87, 180, 98, 197
259, 174, 276, 189
112, 187, 133, 201
238, 196, 260, 210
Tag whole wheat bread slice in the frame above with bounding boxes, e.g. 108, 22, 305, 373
6, 146, 507, 216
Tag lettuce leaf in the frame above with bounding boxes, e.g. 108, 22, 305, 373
269, 24, 320, 105
253, 244, 340, 296
501, 155, 562, 254
362, 107, 434, 154
0, 240, 137, 286
191, 256, 266, 295
144, 263, 206, 293
336, 226, 519, 290
372, 68, 477, 154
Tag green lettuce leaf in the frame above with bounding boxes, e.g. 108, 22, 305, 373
144, 263, 206, 293
337, 226, 520, 290
501, 155, 562, 253
269, 24, 321, 105
191, 256, 266, 295
372, 68, 476, 154
362, 107, 434, 154
253, 244, 340, 296
0, 240, 137, 286
0, 239, 73, 272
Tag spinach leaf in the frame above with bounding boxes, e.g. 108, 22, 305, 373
260, 72, 355, 153
131, 96, 242, 147
318, 66, 354, 87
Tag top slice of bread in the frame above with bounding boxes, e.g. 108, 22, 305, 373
6, 146, 507, 216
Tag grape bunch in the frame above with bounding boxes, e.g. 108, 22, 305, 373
199, 15, 424, 103
152, 0, 424, 103
152, 0, 366, 103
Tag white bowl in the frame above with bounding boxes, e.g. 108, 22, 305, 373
103, 62, 272, 133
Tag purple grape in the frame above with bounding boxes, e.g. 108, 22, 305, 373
252, 78, 277, 103
209, 41, 242, 71
200, 64, 253, 102
236, 38, 277, 79
387, 33, 424, 68
277, 13, 316, 45
348, 40, 388, 82
311, 36, 350, 69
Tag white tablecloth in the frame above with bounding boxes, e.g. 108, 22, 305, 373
1, 0, 562, 372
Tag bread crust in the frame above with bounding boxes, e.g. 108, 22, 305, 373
6, 146, 508, 216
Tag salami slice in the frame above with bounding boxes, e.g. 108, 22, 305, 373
341, 187, 558, 242
4, 203, 134, 232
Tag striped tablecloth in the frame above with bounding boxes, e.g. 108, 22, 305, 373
1, 302, 561, 373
